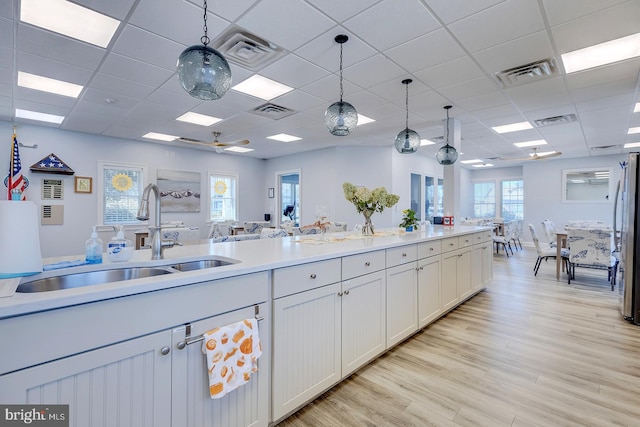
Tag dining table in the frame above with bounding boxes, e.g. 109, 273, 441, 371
556, 230, 567, 280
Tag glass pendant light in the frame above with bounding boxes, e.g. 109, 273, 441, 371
394, 79, 420, 154
176, 0, 231, 100
324, 35, 357, 136
436, 105, 458, 165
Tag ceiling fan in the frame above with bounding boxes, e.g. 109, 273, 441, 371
501, 147, 562, 161
177, 131, 250, 148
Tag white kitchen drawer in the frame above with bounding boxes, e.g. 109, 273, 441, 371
458, 234, 474, 248
342, 250, 385, 280
472, 232, 485, 244
441, 236, 459, 252
418, 240, 441, 259
386, 244, 418, 268
483, 229, 494, 241
273, 258, 342, 298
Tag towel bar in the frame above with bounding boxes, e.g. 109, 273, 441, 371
181, 304, 264, 347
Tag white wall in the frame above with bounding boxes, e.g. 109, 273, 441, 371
0, 122, 266, 257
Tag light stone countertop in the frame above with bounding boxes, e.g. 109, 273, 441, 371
0, 225, 490, 319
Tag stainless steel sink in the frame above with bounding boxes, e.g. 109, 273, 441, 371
16, 267, 173, 293
169, 259, 236, 272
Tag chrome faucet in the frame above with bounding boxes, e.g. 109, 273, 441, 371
136, 183, 179, 260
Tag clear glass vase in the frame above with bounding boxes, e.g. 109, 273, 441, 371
362, 210, 374, 236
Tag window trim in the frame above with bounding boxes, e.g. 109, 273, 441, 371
207, 170, 239, 222
97, 161, 148, 226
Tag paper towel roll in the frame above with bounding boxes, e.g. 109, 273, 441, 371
0, 201, 43, 278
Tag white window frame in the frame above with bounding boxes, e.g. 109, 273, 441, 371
473, 181, 496, 218
208, 171, 238, 222
97, 161, 148, 226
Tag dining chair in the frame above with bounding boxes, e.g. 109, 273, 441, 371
566, 227, 618, 290
511, 219, 523, 251
529, 224, 569, 276
260, 228, 288, 239
324, 221, 348, 233
243, 221, 266, 234
541, 219, 557, 248
292, 226, 321, 235
492, 220, 514, 256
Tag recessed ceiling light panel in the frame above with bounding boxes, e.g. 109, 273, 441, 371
267, 133, 301, 142
561, 33, 640, 73
461, 159, 483, 164
15, 108, 64, 124
514, 140, 547, 148
143, 132, 178, 142
232, 75, 293, 101
176, 112, 222, 126
628, 127, 640, 135
21, 0, 120, 48
18, 71, 83, 98
224, 146, 254, 153
492, 122, 533, 134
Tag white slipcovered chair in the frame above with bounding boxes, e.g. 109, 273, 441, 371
208, 221, 231, 239
566, 227, 618, 289
324, 221, 347, 233
260, 228, 288, 239
541, 219, 557, 248
243, 221, 266, 234
493, 220, 515, 256
529, 224, 569, 276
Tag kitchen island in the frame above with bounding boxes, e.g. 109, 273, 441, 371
0, 225, 493, 427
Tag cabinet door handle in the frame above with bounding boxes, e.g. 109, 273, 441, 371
344, 290, 350, 295
458, 254, 463, 257
402, 253, 407, 257
365, 261, 371, 267
338, 291, 343, 296
177, 341, 186, 350
160, 346, 170, 356
429, 247, 434, 251
310, 273, 317, 279
420, 266, 424, 270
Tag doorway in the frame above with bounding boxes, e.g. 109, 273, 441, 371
277, 170, 300, 226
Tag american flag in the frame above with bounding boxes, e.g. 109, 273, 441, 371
7, 133, 26, 200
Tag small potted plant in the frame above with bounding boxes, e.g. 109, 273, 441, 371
399, 209, 418, 232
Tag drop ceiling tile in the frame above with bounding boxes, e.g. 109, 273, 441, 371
17, 52, 94, 85
260, 55, 329, 89
73, 0, 137, 20
272, 90, 325, 112
438, 76, 498, 101
466, 103, 518, 121
14, 98, 71, 116
0, 17, 12, 49
448, 0, 545, 53
414, 56, 484, 90
369, 78, 432, 104
385, 28, 466, 73
504, 77, 572, 111
89, 73, 155, 100
112, 25, 185, 71
343, 54, 406, 89
542, 0, 630, 26
14, 86, 78, 108
63, 107, 126, 134
145, 88, 202, 112
130, 0, 230, 46
99, 53, 173, 87
425, 0, 505, 25
343, 0, 439, 51
237, 0, 335, 51
294, 29, 376, 72
551, 1, 640, 53
0, 1, 13, 19
454, 91, 510, 114
0, 46, 11, 70
300, 75, 361, 102
306, 0, 382, 23
80, 88, 140, 111
570, 77, 639, 106
18, 24, 106, 71
565, 59, 640, 91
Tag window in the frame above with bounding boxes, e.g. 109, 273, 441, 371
473, 182, 496, 218
209, 172, 237, 222
436, 177, 444, 216
99, 161, 146, 225
410, 173, 421, 220
502, 180, 523, 221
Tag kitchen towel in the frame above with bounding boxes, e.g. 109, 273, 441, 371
201, 318, 262, 399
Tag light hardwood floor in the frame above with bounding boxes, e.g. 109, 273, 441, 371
276, 246, 640, 427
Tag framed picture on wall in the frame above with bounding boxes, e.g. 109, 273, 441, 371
74, 176, 92, 194
268, 187, 275, 198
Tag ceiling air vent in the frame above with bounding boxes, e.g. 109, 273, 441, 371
251, 103, 296, 120
591, 144, 621, 151
212, 28, 285, 71
534, 114, 577, 127
494, 58, 557, 88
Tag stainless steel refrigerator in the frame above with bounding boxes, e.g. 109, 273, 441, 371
614, 152, 640, 324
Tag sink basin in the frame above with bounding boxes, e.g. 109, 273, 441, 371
16, 267, 173, 293
169, 259, 236, 272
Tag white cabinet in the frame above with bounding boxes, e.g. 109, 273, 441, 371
0, 272, 270, 427
271, 255, 386, 422
272, 282, 342, 421
385, 244, 418, 348
341, 270, 386, 376
0, 330, 173, 427
171, 303, 269, 427
441, 244, 472, 311
471, 232, 493, 292
417, 254, 441, 328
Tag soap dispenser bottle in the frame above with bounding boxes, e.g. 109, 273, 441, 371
85, 226, 103, 264
107, 225, 132, 262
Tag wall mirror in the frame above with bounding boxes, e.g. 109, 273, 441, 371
562, 168, 613, 203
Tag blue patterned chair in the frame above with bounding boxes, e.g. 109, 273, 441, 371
325, 221, 348, 233
260, 228, 288, 239
292, 226, 320, 236
566, 227, 618, 289
243, 221, 266, 234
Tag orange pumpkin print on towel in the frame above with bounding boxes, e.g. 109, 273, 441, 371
201, 318, 263, 399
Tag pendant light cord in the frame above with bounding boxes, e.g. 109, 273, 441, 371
201, 0, 210, 46
405, 84, 409, 130
445, 108, 450, 147
339, 42, 344, 103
